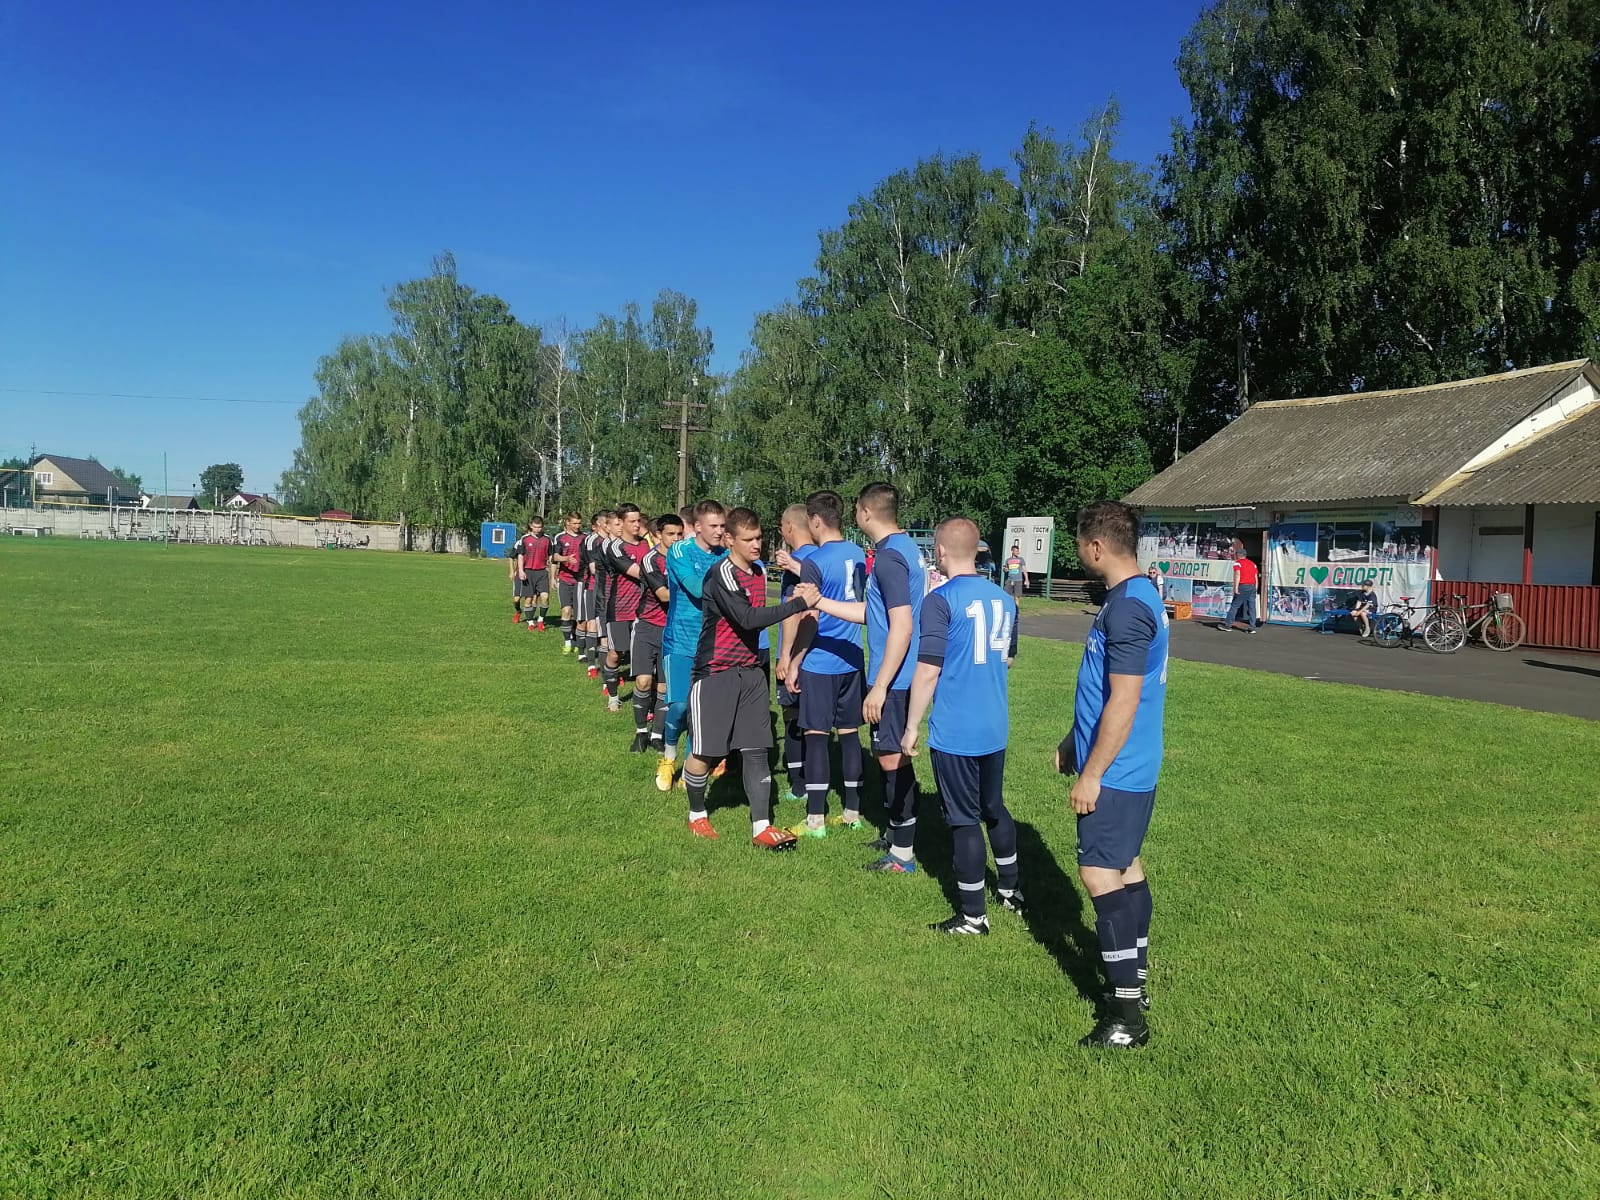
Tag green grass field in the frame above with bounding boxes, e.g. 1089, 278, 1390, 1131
4, 541, 1597, 1199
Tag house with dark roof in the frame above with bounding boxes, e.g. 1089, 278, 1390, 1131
1124, 360, 1600, 649
141, 494, 197, 510
227, 492, 279, 514
18, 455, 138, 507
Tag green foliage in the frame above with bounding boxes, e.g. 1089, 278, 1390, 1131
6, 540, 1598, 1197
197, 462, 244, 504
107, 466, 143, 496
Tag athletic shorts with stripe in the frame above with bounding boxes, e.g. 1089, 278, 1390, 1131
690, 667, 773, 760
630, 622, 664, 681
606, 620, 634, 660
933, 748, 1007, 827
576, 583, 595, 623
557, 581, 578, 611
869, 688, 910, 753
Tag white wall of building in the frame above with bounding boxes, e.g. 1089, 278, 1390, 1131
1531, 504, 1599, 586
1436, 503, 1598, 585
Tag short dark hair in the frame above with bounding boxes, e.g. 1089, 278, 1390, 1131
598, 509, 617, 522
726, 506, 760, 535
564, 511, 581, 522
693, 499, 726, 520
857, 481, 899, 523
805, 490, 845, 530
656, 514, 683, 534
617, 503, 640, 518
678, 504, 696, 524
529, 515, 543, 525
1076, 500, 1141, 558
590, 510, 607, 525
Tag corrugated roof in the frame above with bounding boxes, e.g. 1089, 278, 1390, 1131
1421, 403, 1600, 505
33, 454, 136, 495
1125, 360, 1595, 508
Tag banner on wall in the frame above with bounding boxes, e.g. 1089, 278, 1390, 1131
1138, 517, 1244, 615
1266, 511, 1436, 624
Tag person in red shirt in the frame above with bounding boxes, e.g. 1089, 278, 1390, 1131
516, 517, 553, 632
1224, 541, 1260, 633
629, 514, 681, 754
552, 512, 585, 653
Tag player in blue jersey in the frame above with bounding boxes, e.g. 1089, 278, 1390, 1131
656, 501, 728, 792
772, 503, 817, 805
1057, 500, 1169, 1049
786, 490, 868, 837
902, 517, 1021, 932
811, 481, 925, 871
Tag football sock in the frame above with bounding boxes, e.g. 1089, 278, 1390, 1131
986, 808, 1019, 894
651, 693, 668, 743
953, 824, 988, 918
562, 618, 575, 645
684, 767, 710, 821
803, 732, 830, 817
742, 750, 773, 824
887, 763, 918, 859
783, 717, 803, 784
752, 818, 771, 836
632, 688, 652, 735
602, 666, 621, 698
513, 600, 522, 618
839, 733, 863, 812
1125, 878, 1152, 988
1090, 887, 1142, 999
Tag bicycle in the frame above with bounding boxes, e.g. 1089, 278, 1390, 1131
1372, 596, 1466, 653
1438, 592, 1526, 652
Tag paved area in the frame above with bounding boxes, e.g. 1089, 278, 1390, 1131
1023, 607, 1600, 722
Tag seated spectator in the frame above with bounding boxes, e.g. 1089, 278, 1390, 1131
1351, 583, 1379, 639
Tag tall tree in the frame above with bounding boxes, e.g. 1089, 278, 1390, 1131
198, 463, 245, 505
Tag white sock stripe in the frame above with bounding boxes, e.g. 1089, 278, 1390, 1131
1136, 969, 1148, 979
843, 780, 861, 787
1136, 937, 1149, 947
1114, 988, 1144, 999
806, 783, 829, 791
889, 818, 917, 828
993, 853, 1017, 866
688, 810, 708, 822
1101, 947, 1139, 962
957, 879, 986, 891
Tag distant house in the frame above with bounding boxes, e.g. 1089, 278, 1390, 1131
227, 492, 280, 514
18, 455, 137, 506
319, 509, 354, 521
141, 494, 197, 510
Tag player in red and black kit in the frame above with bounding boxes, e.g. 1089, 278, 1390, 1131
515, 517, 553, 632
631, 513, 682, 753
682, 507, 819, 850
578, 512, 611, 678
553, 512, 584, 654
602, 505, 647, 715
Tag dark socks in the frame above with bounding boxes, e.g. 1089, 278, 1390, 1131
988, 808, 1019, 894
1125, 879, 1152, 990
839, 732, 863, 812
632, 687, 652, 734
783, 717, 803, 786
651, 692, 667, 745
953, 824, 987, 919
1090, 888, 1142, 1001
887, 762, 917, 858
602, 666, 620, 698
742, 751, 773, 824
803, 733, 830, 817
684, 766, 710, 818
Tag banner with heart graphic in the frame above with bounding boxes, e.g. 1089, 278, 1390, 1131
1268, 519, 1434, 624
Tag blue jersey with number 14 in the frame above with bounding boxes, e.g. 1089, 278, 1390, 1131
918, 575, 1017, 756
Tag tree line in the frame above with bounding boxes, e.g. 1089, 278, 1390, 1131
282, 0, 1600, 562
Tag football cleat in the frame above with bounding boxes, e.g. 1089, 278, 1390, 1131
864, 831, 892, 852
780, 788, 803, 805
997, 888, 1027, 915
863, 853, 916, 873
828, 814, 864, 830
587, 666, 599, 680
929, 912, 988, 935
1101, 987, 1151, 1013
752, 827, 799, 852
537, 620, 545, 632
688, 817, 719, 840
1080, 1007, 1150, 1048
607, 697, 622, 714
786, 821, 827, 840
629, 733, 649, 754
654, 758, 677, 793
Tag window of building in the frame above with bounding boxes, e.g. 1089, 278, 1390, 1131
36, 471, 53, 485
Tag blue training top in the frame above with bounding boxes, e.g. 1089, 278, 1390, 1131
663, 537, 726, 658
918, 574, 1017, 757
1070, 575, 1168, 792
865, 531, 926, 691
798, 538, 866, 674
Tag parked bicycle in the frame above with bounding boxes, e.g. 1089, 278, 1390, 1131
1372, 596, 1466, 653
1438, 592, 1526, 652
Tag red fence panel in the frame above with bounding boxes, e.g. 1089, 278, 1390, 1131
1436, 580, 1600, 652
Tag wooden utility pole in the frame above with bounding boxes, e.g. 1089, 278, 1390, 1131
660, 385, 708, 511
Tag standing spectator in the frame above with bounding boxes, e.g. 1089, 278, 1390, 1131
1003, 543, 1029, 602
1224, 543, 1259, 634
1145, 562, 1165, 601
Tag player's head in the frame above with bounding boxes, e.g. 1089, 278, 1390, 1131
693, 499, 726, 550
1076, 501, 1141, 580
780, 503, 814, 550
617, 503, 642, 539
528, 516, 543, 533
933, 517, 980, 572
725, 507, 762, 567
678, 504, 695, 526
590, 510, 607, 531
855, 481, 900, 536
655, 513, 684, 548
599, 509, 619, 536
805, 490, 845, 538
564, 511, 581, 532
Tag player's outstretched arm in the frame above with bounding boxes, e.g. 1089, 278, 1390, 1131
709, 571, 810, 633
814, 596, 867, 624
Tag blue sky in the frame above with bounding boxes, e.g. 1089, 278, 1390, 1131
0, 0, 1203, 495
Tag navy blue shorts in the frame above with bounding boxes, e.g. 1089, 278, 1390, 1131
798, 668, 863, 732
870, 688, 911, 753
776, 680, 798, 711
932, 748, 1008, 827
1075, 785, 1156, 870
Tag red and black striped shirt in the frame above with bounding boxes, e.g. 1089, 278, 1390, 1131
638, 548, 669, 628
693, 558, 808, 680
555, 532, 583, 583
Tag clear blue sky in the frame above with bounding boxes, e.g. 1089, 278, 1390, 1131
0, 0, 1203, 496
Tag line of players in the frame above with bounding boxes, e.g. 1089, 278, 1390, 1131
509, 492, 1166, 1049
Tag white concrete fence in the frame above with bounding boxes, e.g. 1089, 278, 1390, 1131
0, 505, 471, 554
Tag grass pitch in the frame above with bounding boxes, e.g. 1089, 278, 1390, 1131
3, 541, 1596, 1199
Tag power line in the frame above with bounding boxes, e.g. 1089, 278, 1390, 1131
0, 388, 297, 406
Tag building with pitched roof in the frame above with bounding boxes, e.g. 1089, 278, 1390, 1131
6, 455, 139, 507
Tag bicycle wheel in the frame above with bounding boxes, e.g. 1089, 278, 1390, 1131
1372, 613, 1403, 648
1423, 612, 1466, 654
1483, 611, 1526, 651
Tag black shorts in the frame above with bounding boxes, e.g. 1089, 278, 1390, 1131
630, 620, 664, 680
690, 667, 772, 760
576, 584, 596, 623
870, 687, 911, 753
557, 580, 578, 610
932, 748, 1008, 827
607, 620, 633, 659
798, 669, 863, 732
1076, 785, 1156, 870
